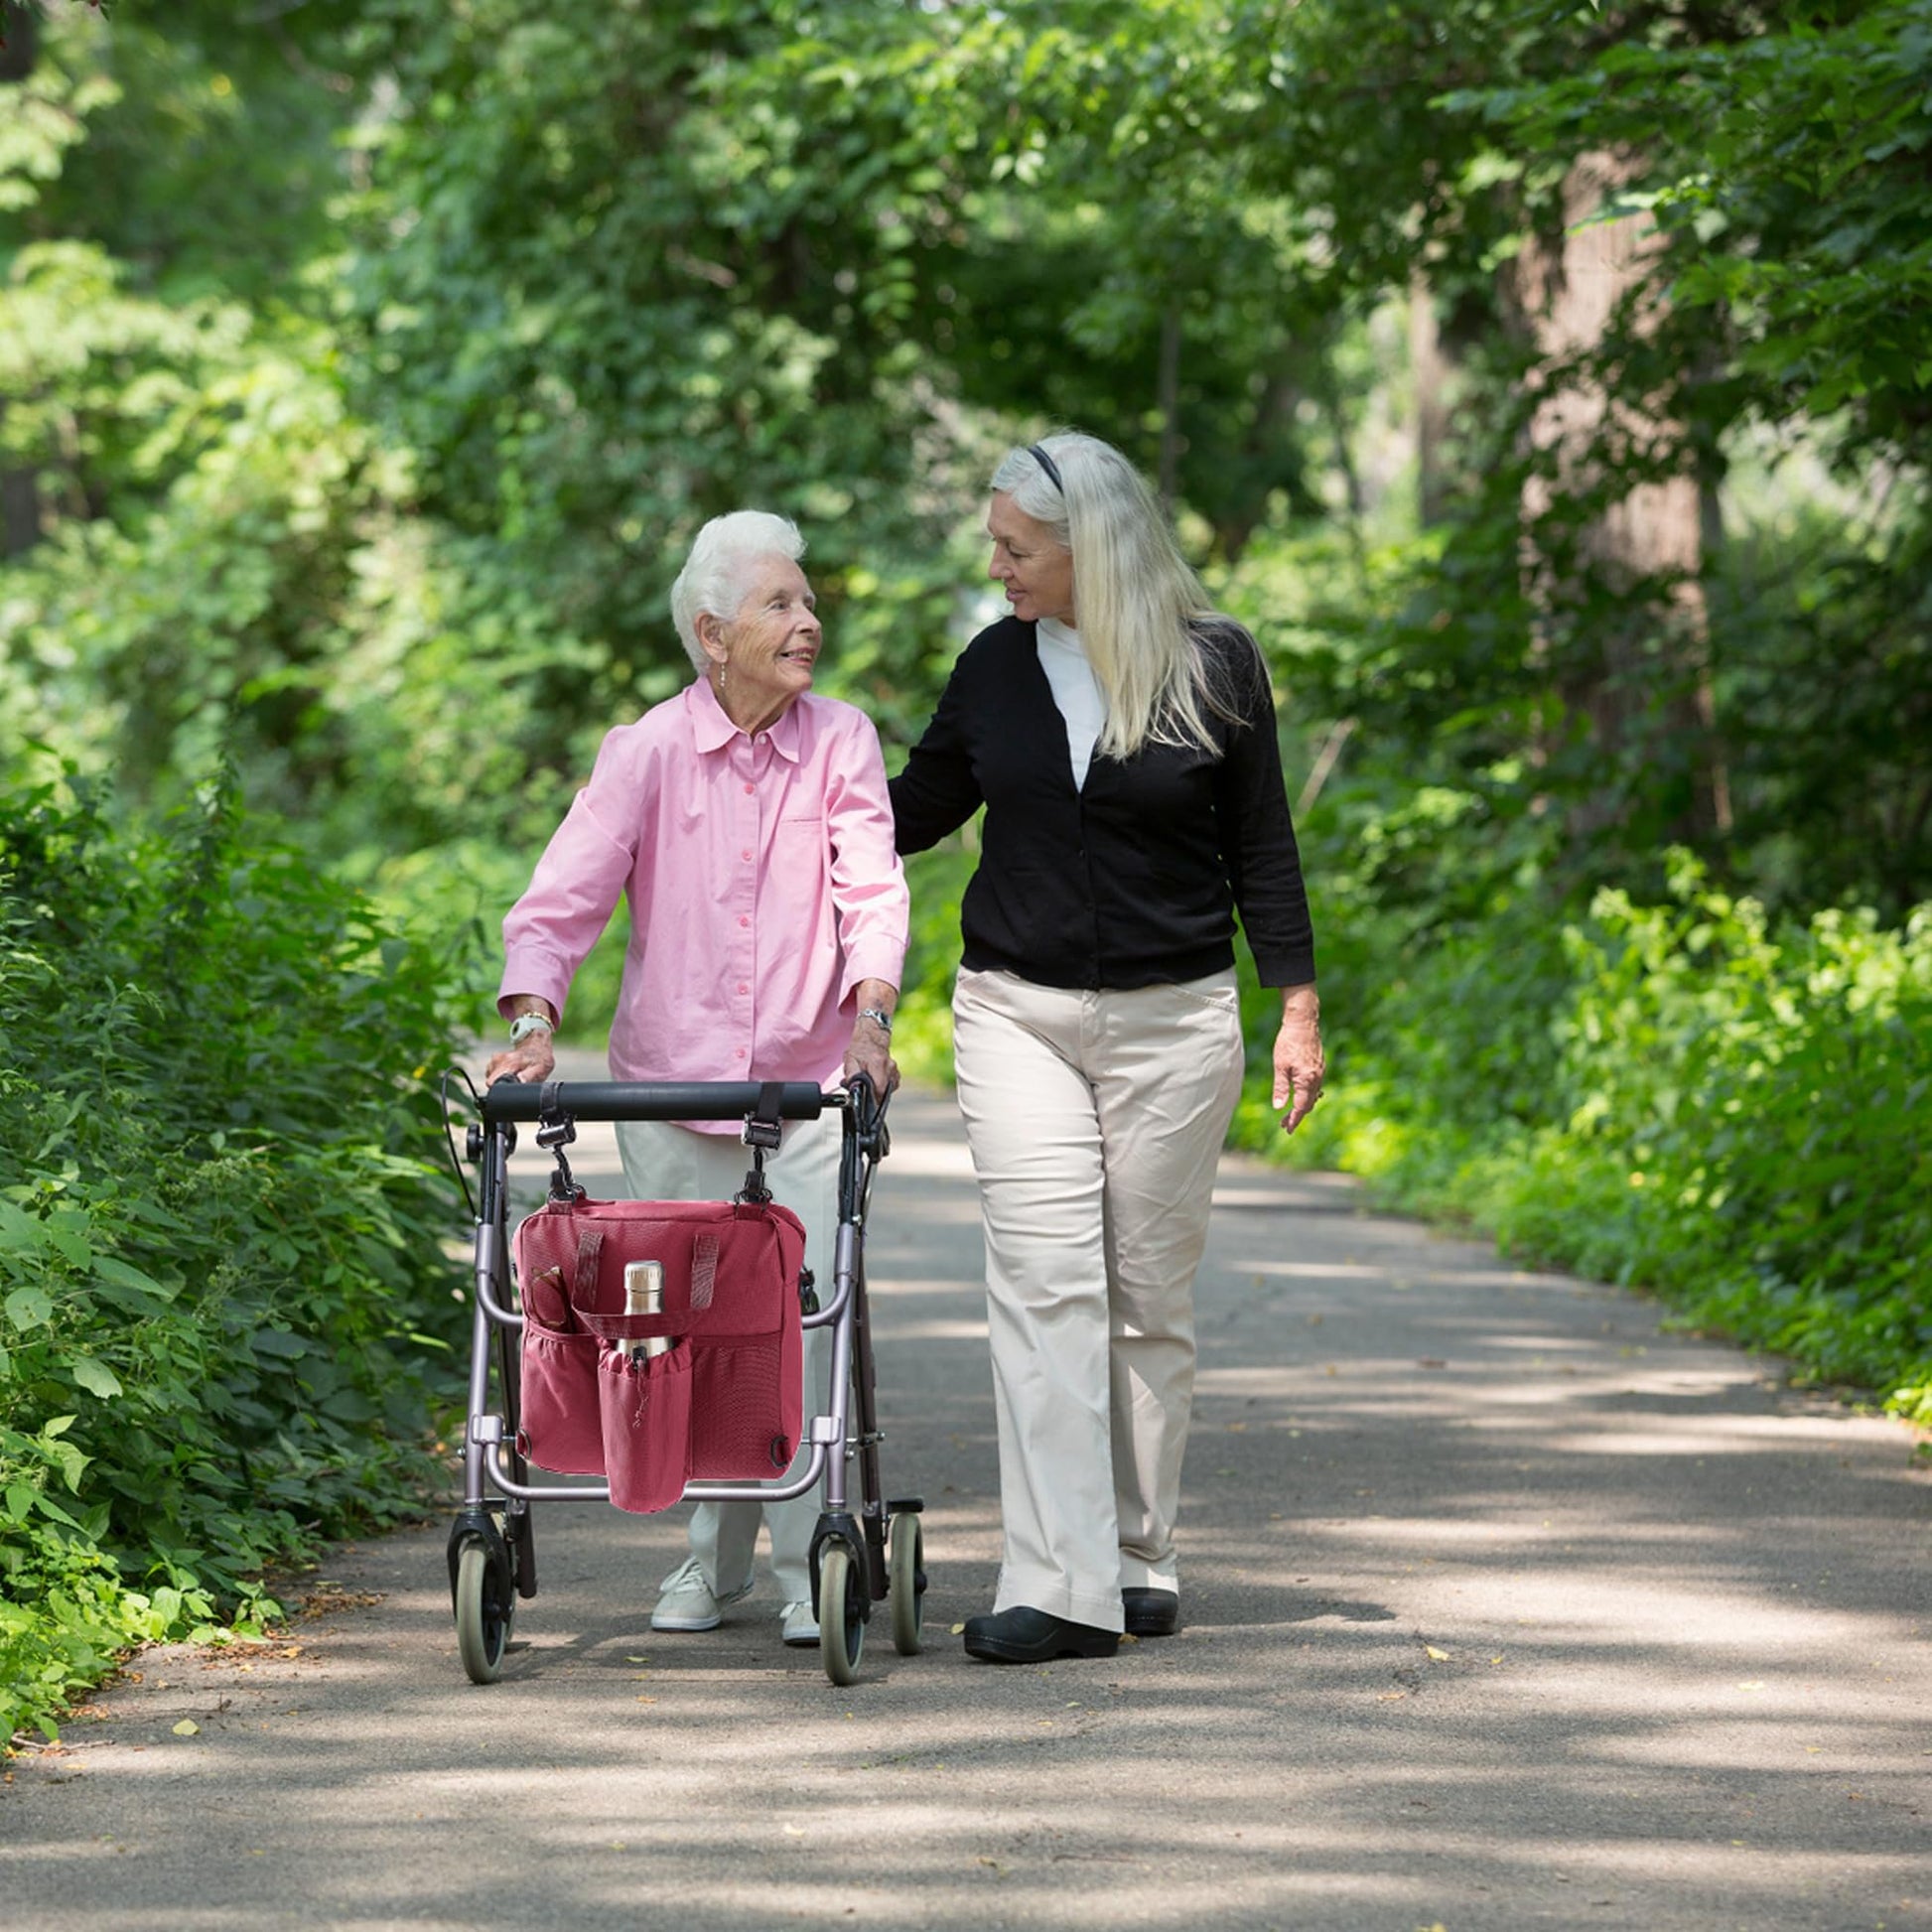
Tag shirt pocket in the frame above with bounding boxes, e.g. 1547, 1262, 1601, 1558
774, 812, 828, 875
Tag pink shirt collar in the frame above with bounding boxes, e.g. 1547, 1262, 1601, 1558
686, 675, 805, 763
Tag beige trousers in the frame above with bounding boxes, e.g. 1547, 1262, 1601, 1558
616, 1112, 837, 1608
952, 966, 1245, 1632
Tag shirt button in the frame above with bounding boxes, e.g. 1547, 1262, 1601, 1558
743, 782, 755, 795
738, 982, 749, 995
739, 914, 750, 928
742, 848, 754, 862
735, 1047, 746, 1059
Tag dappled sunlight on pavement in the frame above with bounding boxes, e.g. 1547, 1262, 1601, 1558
3, 1071, 1924, 1931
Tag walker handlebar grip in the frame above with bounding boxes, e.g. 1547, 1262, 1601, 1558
480, 1079, 829, 1125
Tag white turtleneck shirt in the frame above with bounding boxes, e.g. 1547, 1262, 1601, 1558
1035, 616, 1105, 791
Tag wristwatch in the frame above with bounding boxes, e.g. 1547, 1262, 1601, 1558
856, 1006, 894, 1035
508, 1012, 555, 1045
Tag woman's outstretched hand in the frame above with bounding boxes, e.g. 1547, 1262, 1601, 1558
1273, 983, 1325, 1134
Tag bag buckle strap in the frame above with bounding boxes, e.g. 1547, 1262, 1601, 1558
736, 1080, 785, 1205
536, 1080, 583, 1202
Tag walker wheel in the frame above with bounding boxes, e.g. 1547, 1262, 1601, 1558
818, 1544, 865, 1688
455, 1538, 512, 1684
888, 1511, 925, 1656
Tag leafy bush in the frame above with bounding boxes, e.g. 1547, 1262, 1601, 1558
1263, 857, 1932, 1423
0, 767, 477, 1740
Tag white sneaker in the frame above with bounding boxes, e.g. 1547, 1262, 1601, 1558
779, 1599, 820, 1647
650, 1554, 754, 1632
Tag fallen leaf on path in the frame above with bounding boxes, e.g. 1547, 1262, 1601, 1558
1425, 1646, 1450, 1662
172, 1720, 199, 1736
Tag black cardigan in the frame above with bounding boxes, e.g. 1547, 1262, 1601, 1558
890, 616, 1316, 991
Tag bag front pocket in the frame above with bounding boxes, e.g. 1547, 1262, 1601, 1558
599, 1340, 695, 1513
688, 1333, 799, 1480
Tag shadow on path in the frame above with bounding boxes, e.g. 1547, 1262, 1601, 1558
4, 1072, 1925, 1932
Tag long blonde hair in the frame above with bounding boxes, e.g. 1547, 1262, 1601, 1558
992, 432, 1229, 759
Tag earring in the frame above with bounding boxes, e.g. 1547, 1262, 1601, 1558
716, 656, 729, 694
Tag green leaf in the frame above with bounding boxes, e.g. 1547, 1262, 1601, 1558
69, 1356, 124, 1400
93, 1255, 178, 1303
5, 1285, 55, 1330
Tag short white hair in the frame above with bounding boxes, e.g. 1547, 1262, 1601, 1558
669, 511, 807, 670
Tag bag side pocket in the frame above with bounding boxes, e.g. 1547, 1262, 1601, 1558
599, 1340, 695, 1513
518, 1325, 607, 1475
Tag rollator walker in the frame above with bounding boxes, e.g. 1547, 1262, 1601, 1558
443, 1072, 924, 1688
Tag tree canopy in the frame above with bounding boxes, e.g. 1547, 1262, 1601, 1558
3, 0, 1926, 911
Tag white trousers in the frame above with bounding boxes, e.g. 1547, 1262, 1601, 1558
952, 966, 1245, 1633
616, 1112, 836, 1608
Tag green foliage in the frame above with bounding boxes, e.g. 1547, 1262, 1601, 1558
5, 0, 1930, 1732
1259, 861, 1932, 1422
0, 767, 477, 1739
338, 0, 974, 769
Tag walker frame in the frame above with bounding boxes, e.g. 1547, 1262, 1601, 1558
444, 1073, 923, 1688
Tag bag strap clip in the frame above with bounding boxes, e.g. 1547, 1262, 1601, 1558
536, 1080, 584, 1202
736, 1080, 785, 1205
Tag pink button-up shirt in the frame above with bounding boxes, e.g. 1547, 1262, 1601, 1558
498, 679, 909, 1130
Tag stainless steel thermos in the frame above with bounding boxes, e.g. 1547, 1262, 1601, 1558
623, 1260, 672, 1363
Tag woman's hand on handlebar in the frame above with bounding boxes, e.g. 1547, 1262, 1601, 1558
483, 1033, 557, 1086
843, 1021, 898, 1101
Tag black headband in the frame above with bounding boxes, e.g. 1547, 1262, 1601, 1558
1027, 443, 1065, 493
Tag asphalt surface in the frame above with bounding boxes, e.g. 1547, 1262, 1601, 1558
4, 1065, 1927, 1931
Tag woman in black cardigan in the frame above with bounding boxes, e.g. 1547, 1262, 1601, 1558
891, 431, 1324, 1663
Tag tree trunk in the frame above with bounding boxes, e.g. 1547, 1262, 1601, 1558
1156, 299, 1182, 510
1514, 149, 1727, 847
0, 3, 37, 80
1, 2, 43, 557
1409, 268, 1450, 528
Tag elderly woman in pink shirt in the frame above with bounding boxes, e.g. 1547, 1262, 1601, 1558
484, 510, 909, 1649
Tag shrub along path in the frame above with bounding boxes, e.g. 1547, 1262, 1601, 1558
3, 1063, 1927, 1931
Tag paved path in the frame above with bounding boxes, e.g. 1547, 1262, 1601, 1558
4, 1075, 1927, 1931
